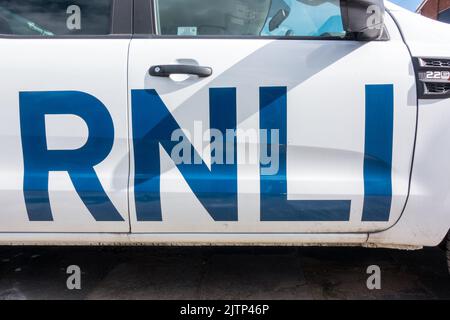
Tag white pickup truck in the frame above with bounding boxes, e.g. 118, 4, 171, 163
0, 0, 449, 272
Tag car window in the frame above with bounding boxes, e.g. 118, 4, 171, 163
438, 8, 450, 23
0, 0, 113, 36
154, 0, 346, 38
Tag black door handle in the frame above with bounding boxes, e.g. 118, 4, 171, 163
149, 65, 213, 78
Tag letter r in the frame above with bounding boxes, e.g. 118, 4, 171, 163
19, 91, 123, 222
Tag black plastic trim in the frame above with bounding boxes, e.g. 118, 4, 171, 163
133, 0, 153, 34
132, 34, 359, 41
149, 64, 212, 77
112, 0, 133, 35
413, 57, 450, 100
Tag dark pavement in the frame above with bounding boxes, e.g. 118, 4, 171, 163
0, 246, 449, 300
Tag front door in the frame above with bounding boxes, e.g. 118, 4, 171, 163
128, 0, 417, 234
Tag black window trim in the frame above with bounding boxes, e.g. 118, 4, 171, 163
133, 0, 153, 35
0, 0, 133, 39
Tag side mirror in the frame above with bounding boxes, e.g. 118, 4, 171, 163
269, 9, 290, 32
341, 0, 386, 41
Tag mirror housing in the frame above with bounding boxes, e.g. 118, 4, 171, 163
341, 0, 386, 41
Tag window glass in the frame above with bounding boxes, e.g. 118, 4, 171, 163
155, 0, 346, 37
0, 0, 113, 36
438, 8, 450, 24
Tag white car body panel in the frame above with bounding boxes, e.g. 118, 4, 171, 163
385, 2, 450, 57
0, 1, 448, 249
369, 3, 450, 247
128, 12, 416, 234
0, 39, 130, 232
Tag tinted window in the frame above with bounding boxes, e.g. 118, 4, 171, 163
0, 0, 113, 36
154, 0, 346, 37
438, 8, 450, 24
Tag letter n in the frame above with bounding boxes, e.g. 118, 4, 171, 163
131, 88, 238, 221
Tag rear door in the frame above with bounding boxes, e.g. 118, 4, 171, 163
0, 0, 132, 232
128, 0, 417, 234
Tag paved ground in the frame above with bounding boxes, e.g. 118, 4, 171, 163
0, 246, 449, 300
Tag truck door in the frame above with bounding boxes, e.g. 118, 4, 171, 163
0, 0, 132, 232
128, 0, 417, 234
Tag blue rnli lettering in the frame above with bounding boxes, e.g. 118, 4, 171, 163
20, 91, 123, 222
131, 88, 238, 222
